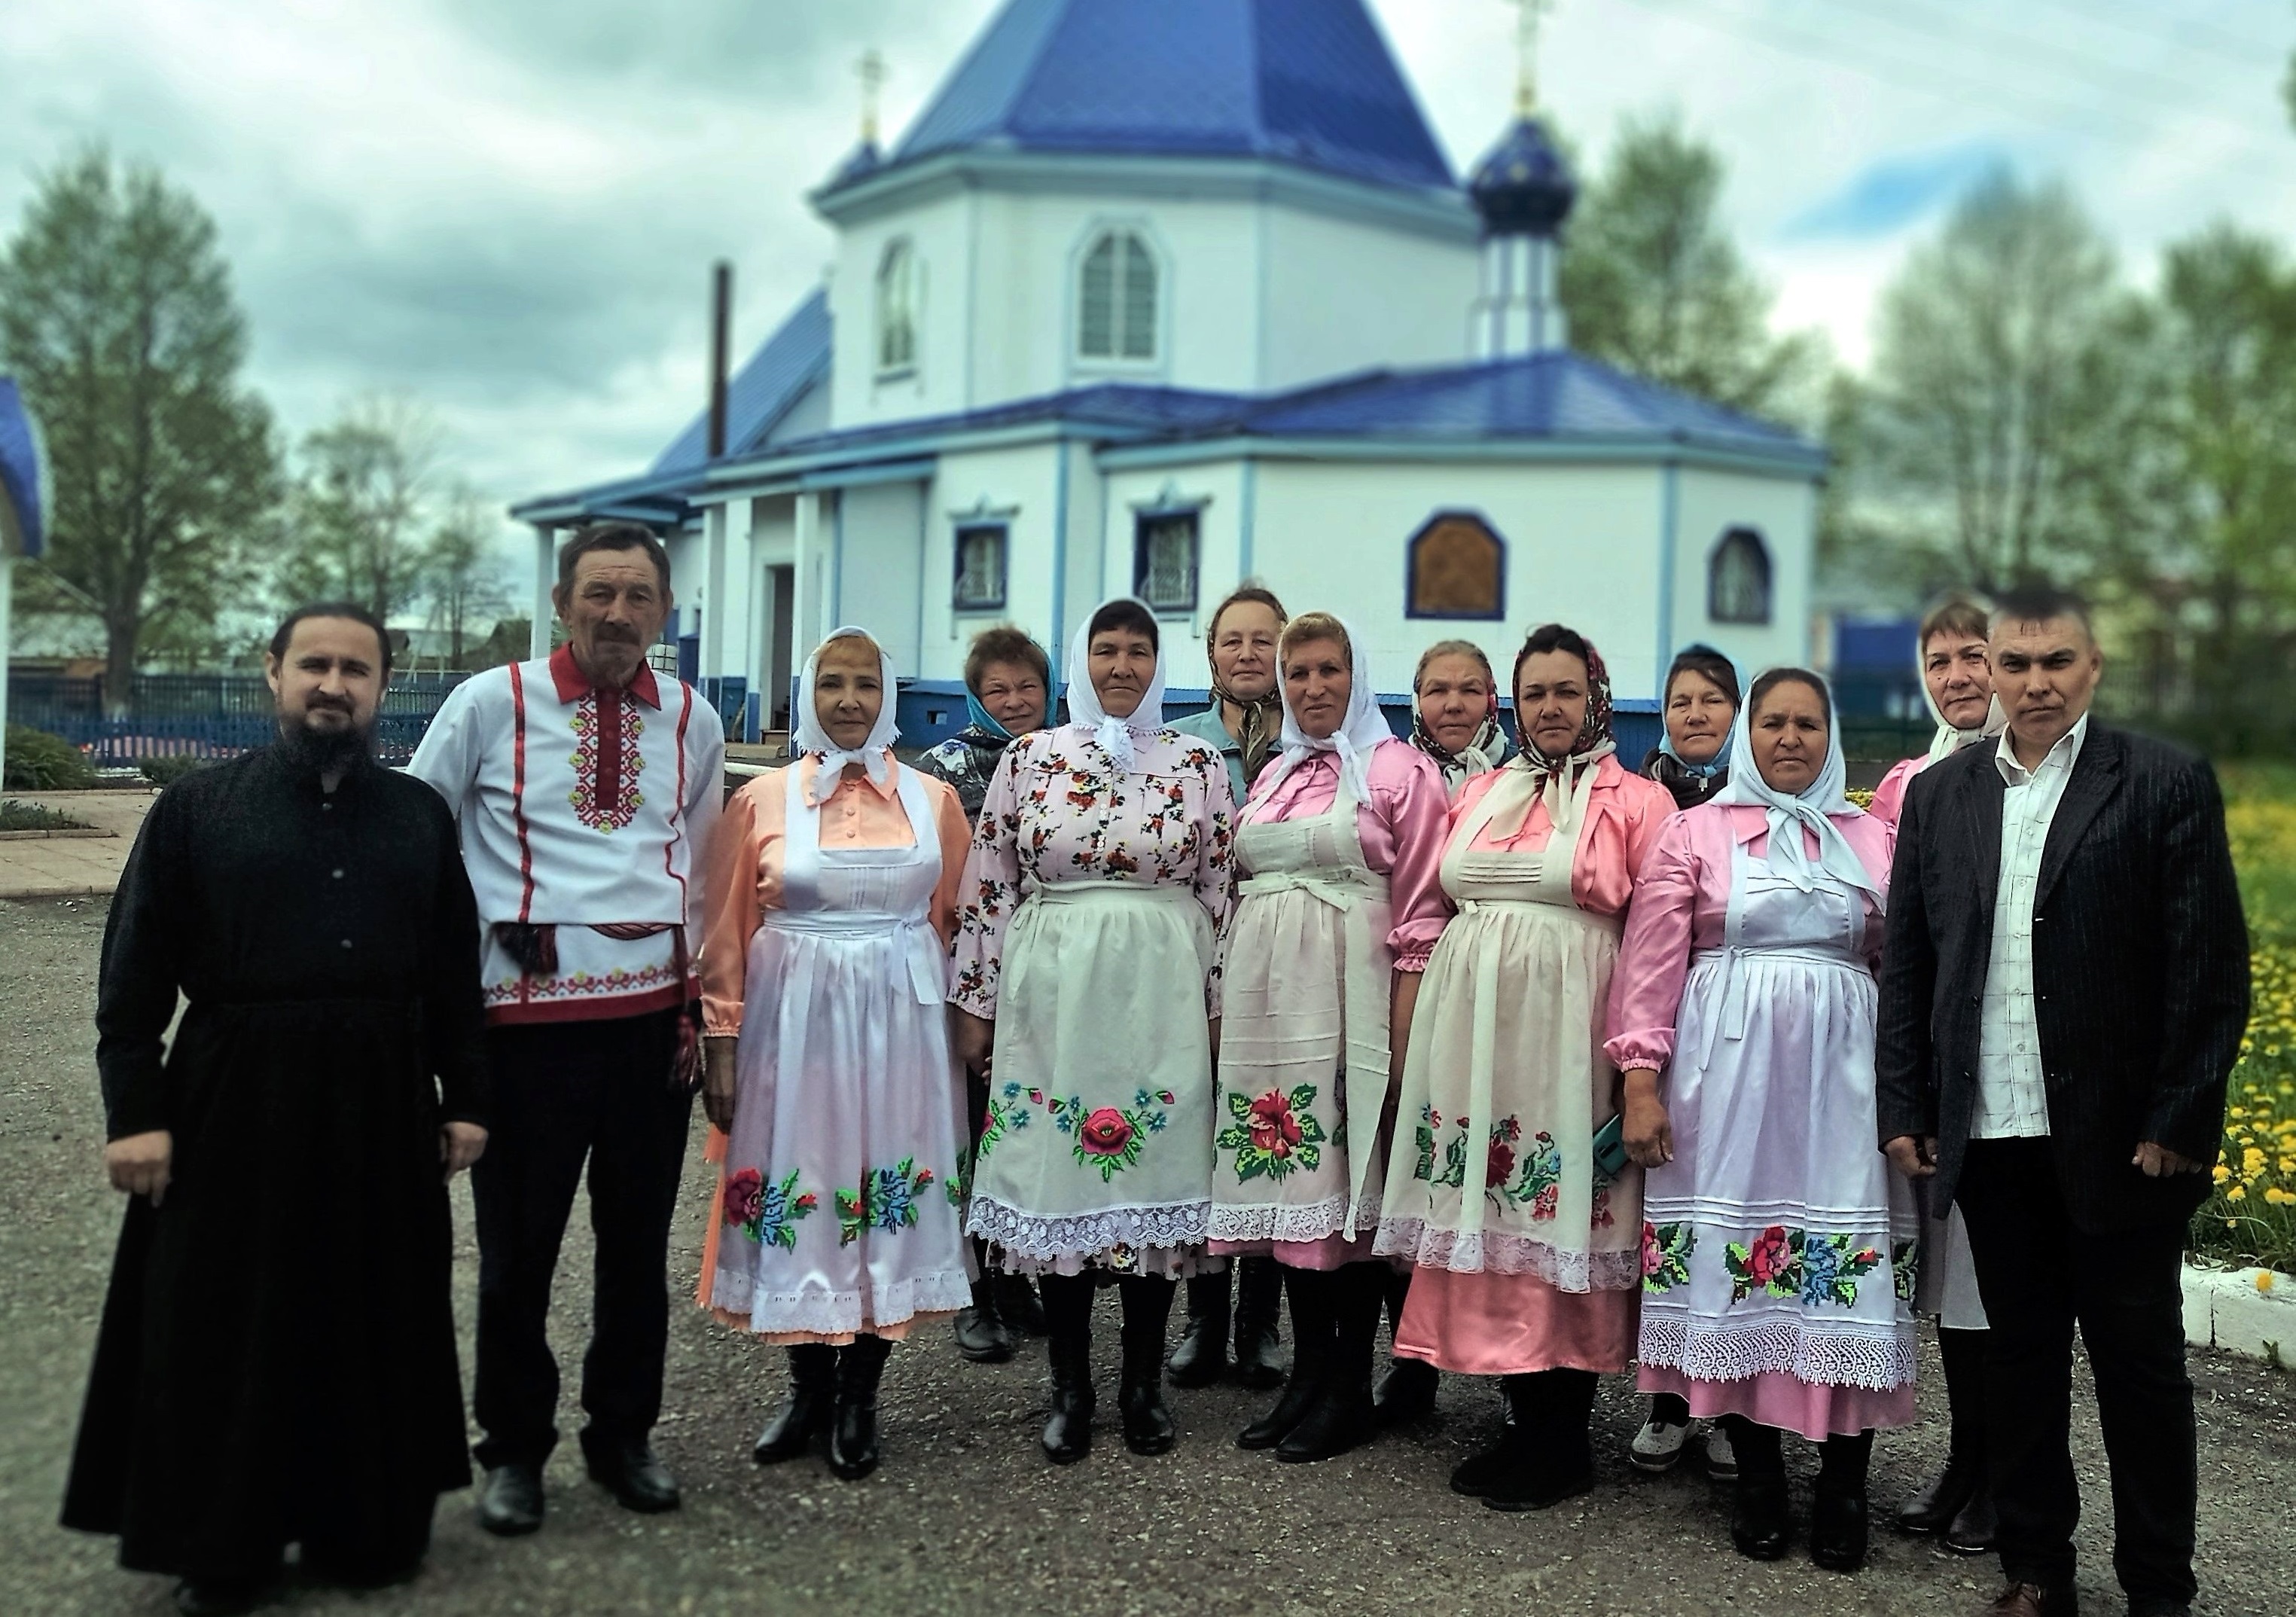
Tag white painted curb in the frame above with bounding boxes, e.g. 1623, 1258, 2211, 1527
2183, 1262, 2296, 1364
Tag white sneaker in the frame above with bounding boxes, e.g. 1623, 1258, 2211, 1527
1630, 1413, 1695, 1473
1703, 1423, 1739, 1479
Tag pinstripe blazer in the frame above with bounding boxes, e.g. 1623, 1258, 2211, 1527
1875, 722, 2249, 1234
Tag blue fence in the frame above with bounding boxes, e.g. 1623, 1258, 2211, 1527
7, 672, 471, 766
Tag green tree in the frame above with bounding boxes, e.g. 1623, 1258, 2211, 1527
2127, 224, 2296, 751
1560, 111, 1821, 419
420, 486, 511, 670
0, 147, 278, 710
279, 396, 441, 623
1859, 169, 2148, 593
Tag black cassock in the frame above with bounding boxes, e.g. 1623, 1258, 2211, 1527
62, 745, 488, 1580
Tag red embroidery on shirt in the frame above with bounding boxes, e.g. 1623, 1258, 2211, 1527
569, 691, 646, 832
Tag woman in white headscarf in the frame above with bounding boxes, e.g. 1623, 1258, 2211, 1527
1861, 594, 2002, 1556
696, 627, 974, 1483
1608, 667, 1916, 1576
950, 597, 1235, 1465
1206, 613, 1450, 1463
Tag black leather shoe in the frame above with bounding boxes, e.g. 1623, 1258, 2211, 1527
582, 1436, 681, 1513
1230, 1259, 1285, 1390
1730, 1476, 1790, 1561
1811, 1488, 1870, 1573
1118, 1374, 1178, 1456
1042, 1381, 1094, 1464
1897, 1452, 1982, 1534
1276, 1379, 1375, 1464
754, 1344, 837, 1463
1236, 1357, 1323, 1450
1166, 1274, 1230, 1388
953, 1279, 1017, 1364
173, 1579, 270, 1616
1481, 1444, 1594, 1512
1372, 1356, 1438, 1426
1946, 1483, 1998, 1555
828, 1338, 889, 1481
1450, 1432, 1518, 1497
475, 1463, 544, 1537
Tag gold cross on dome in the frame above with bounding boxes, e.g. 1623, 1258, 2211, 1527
857, 49, 886, 144
1506, 0, 1556, 115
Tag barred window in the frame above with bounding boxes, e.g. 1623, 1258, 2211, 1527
1133, 511, 1199, 614
953, 523, 1007, 612
1709, 528, 1773, 624
877, 239, 917, 375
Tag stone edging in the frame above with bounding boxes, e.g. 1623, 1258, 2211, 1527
0, 826, 115, 841
2183, 1261, 2294, 1365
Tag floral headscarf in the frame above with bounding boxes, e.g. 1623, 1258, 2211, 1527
1486, 630, 1618, 840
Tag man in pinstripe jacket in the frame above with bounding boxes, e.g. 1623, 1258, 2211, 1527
1877, 586, 2249, 1617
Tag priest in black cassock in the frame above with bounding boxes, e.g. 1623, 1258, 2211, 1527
62, 603, 490, 1617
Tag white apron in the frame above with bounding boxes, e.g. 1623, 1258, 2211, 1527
1373, 765, 1644, 1292
966, 880, 1218, 1277
1636, 834, 1919, 1393
1209, 776, 1392, 1249
705, 765, 971, 1338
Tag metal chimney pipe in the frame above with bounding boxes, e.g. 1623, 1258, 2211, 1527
706, 260, 732, 459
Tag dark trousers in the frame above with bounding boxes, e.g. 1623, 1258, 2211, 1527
1956, 1137, 2197, 1609
472, 1009, 693, 1471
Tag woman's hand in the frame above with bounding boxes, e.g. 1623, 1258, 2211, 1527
702, 1036, 740, 1133
1621, 1068, 1672, 1169
953, 1009, 996, 1075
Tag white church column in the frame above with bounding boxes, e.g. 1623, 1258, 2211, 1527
529, 525, 554, 659
791, 490, 819, 700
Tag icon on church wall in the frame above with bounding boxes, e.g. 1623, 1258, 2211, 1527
1407, 511, 1508, 621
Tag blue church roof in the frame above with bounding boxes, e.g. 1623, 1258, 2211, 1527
648, 286, 831, 475
861, 0, 1456, 195
0, 377, 44, 559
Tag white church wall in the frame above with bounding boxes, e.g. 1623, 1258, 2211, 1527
1097, 461, 1252, 679
1236, 459, 1674, 698
1667, 466, 1817, 679
917, 442, 1065, 682
827, 191, 970, 432
828, 480, 930, 676
1260, 207, 1478, 389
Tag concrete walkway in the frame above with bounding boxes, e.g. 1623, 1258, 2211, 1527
0, 791, 149, 899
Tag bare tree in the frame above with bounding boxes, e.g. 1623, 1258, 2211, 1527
279, 396, 443, 623
421, 485, 512, 670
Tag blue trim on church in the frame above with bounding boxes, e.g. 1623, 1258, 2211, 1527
0, 377, 44, 559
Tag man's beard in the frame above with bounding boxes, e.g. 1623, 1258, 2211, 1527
276, 708, 375, 773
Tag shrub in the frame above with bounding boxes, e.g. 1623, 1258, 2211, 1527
139, 752, 212, 788
2, 725, 95, 792
0, 798, 87, 831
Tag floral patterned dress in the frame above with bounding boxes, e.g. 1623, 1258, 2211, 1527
1606, 802, 1917, 1438
952, 723, 1235, 1277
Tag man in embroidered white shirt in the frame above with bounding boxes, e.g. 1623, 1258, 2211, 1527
1878, 587, 2248, 1617
410, 522, 724, 1538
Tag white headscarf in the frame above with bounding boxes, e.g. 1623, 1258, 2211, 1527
1065, 598, 1168, 773
1919, 645, 2008, 764
1711, 670, 1884, 908
1254, 618, 1393, 807
791, 625, 899, 806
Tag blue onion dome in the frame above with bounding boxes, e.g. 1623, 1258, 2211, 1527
1468, 117, 1576, 236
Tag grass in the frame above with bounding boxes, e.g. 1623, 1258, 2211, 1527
0, 798, 90, 832
2193, 762, 2296, 1277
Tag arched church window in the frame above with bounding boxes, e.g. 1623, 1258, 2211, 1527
1405, 511, 1506, 621
1078, 229, 1158, 362
1709, 528, 1772, 624
877, 239, 918, 375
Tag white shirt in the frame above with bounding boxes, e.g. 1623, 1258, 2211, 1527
409, 648, 725, 1024
1971, 713, 2089, 1138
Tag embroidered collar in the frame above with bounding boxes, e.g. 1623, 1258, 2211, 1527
549, 643, 661, 709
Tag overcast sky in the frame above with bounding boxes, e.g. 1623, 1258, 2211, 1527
4, 0, 2291, 572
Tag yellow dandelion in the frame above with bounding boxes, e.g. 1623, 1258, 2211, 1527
2260, 1271, 2278, 1294
2227, 1185, 2247, 1202
2214, 1164, 2233, 1182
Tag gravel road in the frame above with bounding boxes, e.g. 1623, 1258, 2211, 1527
5, 897, 2291, 1616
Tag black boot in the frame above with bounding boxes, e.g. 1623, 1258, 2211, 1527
1039, 1273, 1096, 1464
1724, 1417, 1788, 1561
1231, 1255, 1285, 1390
1166, 1270, 1231, 1387
1373, 1266, 1438, 1425
1449, 1382, 1520, 1497
1118, 1274, 1179, 1456
1482, 1369, 1596, 1511
828, 1336, 891, 1481
1899, 1326, 1987, 1533
1810, 1429, 1873, 1573
754, 1344, 837, 1463
1238, 1266, 1332, 1449
952, 1274, 1017, 1364
997, 1272, 1048, 1335
1278, 1262, 1380, 1463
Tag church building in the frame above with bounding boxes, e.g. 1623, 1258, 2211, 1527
511, 0, 1823, 741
